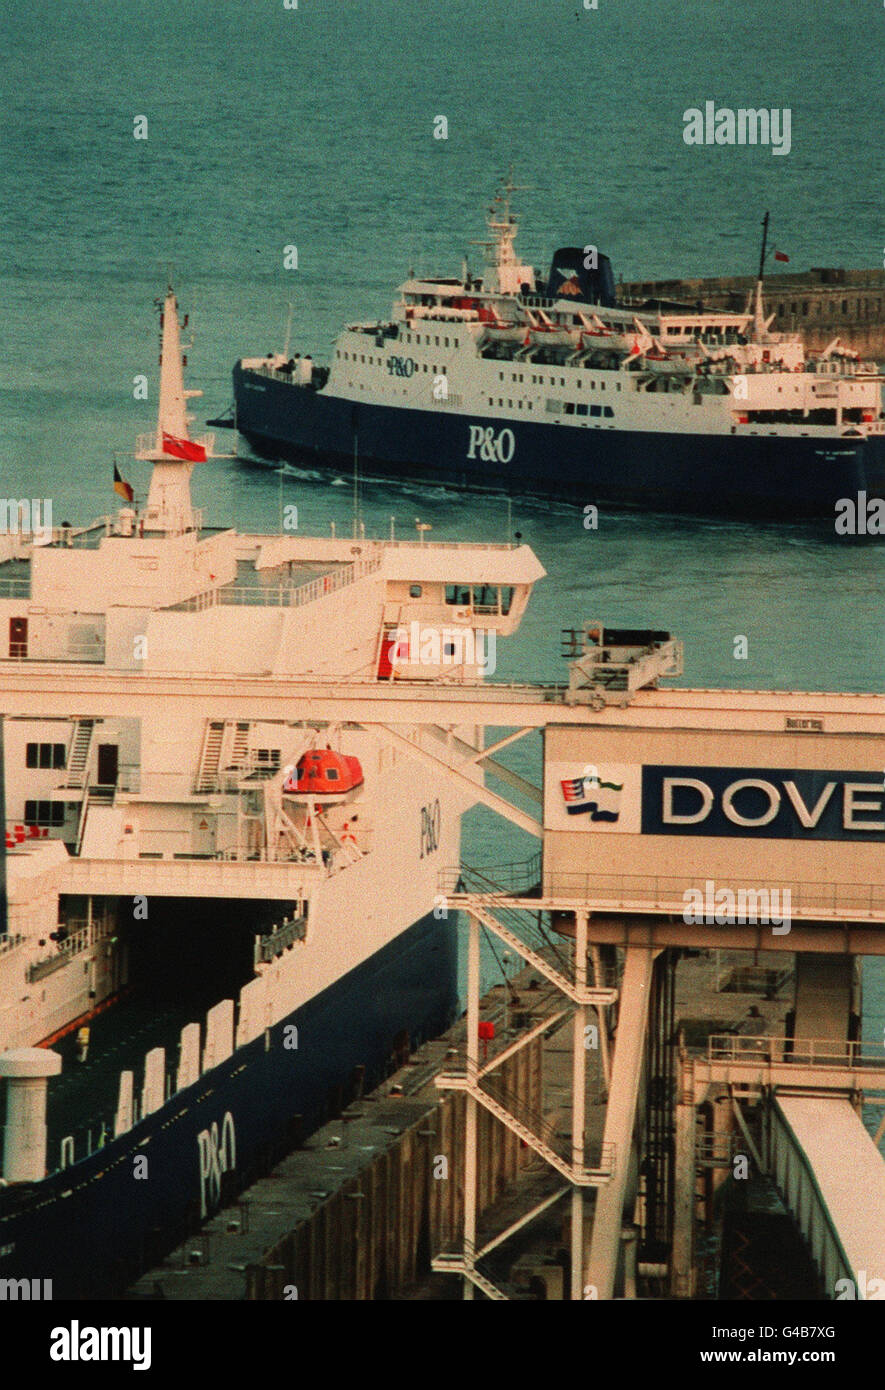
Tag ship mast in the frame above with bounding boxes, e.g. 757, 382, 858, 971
480, 174, 535, 296
135, 287, 212, 535
752, 209, 770, 340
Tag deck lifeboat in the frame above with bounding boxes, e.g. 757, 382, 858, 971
282, 750, 364, 803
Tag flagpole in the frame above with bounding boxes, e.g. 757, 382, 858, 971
757, 209, 770, 282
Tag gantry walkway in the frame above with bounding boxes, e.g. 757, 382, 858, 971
769, 1094, 885, 1298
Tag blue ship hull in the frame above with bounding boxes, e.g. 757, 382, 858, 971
0, 911, 458, 1299
232, 365, 885, 518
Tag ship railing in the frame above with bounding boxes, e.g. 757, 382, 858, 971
1, 639, 106, 664
703, 1034, 885, 1072
254, 914, 308, 966
438, 854, 542, 897
165, 554, 381, 613
375, 538, 520, 551
438, 867, 885, 923
25, 914, 114, 984
536, 872, 885, 922
0, 575, 30, 597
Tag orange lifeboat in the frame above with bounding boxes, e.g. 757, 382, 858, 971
282, 750, 364, 803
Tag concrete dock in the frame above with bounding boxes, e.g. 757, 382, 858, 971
126, 945, 792, 1301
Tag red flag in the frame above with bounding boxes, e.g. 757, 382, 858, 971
774, 250, 789, 263
162, 432, 207, 462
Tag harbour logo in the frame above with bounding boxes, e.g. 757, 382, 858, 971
467, 425, 516, 464
682, 103, 791, 156
197, 1111, 236, 1218
560, 773, 623, 821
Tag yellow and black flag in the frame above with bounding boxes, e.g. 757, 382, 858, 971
113, 463, 134, 503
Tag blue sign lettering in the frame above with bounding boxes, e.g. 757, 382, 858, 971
641, 767, 885, 841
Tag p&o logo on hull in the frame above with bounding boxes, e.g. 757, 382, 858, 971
467, 425, 516, 463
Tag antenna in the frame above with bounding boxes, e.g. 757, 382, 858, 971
352, 415, 360, 541
283, 300, 294, 358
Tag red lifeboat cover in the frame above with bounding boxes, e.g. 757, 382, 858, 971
283, 751, 364, 796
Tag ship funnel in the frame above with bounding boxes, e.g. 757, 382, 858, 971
545, 247, 616, 308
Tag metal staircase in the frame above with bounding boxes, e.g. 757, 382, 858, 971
65, 719, 95, 788
195, 720, 225, 792
229, 722, 250, 767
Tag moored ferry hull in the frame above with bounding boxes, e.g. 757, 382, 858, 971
0, 910, 458, 1299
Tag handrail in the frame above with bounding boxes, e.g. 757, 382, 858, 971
535, 871, 885, 922
704, 1033, 885, 1071
165, 554, 381, 613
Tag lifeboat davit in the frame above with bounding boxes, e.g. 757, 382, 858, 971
282, 750, 364, 803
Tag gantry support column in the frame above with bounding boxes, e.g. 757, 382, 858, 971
571, 908, 589, 1299
463, 909, 480, 1299
586, 946, 657, 1299
671, 1056, 698, 1298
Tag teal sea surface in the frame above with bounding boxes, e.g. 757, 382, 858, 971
1, 1, 883, 1100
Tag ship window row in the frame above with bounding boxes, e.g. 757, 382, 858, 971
495, 370, 617, 393
338, 352, 441, 376
445, 585, 514, 614
24, 799, 65, 826
26, 741, 67, 769
545, 400, 614, 418
772, 299, 881, 319
400, 333, 460, 348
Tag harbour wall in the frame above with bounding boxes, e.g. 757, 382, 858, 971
619, 268, 885, 358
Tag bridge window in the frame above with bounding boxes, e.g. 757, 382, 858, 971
409, 584, 422, 597
24, 800, 64, 826
445, 585, 472, 606
590, 404, 602, 417
603, 405, 614, 418
472, 585, 498, 611
500, 586, 514, 615
26, 742, 67, 769
576, 403, 588, 416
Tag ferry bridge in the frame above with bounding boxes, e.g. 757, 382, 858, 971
2, 628, 884, 1299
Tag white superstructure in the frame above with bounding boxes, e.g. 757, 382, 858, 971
0, 289, 544, 1061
